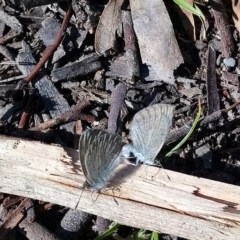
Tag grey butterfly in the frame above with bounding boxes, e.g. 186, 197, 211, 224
120, 104, 174, 165
79, 129, 124, 191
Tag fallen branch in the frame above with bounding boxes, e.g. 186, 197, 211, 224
0, 135, 239, 240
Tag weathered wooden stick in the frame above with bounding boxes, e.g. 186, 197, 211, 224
0, 135, 239, 240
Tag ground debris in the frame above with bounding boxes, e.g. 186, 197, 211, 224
0, 0, 240, 239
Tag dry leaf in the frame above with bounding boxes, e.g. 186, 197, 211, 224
95, 0, 124, 55
130, 0, 184, 84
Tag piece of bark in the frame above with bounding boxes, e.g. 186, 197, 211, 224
95, 217, 111, 235
37, 18, 61, 47
2, 196, 23, 209
232, 0, 240, 33
206, 46, 220, 114
222, 72, 240, 85
20, 6, 44, 33
179, 87, 202, 99
16, 41, 73, 136
24, 199, 36, 223
106, 10, 140, 82
0, 10, 22, 33
0, 30, 21, 45
0, 21, 5, 38
211, 0, 235, 58
0, 198, 28, 240
122, 10, 140, 77
95, 0, 124, 55
0, 46, 15, 61
134, 81, 163, 89
21, 0, 67, 9
0, 135, 239, 240
130, 0, 183, 84
18, 219, 60, 240
199, 110, 222, 127
106, 56, 134, 79
71, 0, 101, 33
108, 83, 127, 134
51, 53, 101, 82
140, 62, 192, 83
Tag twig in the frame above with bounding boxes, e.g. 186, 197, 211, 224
23, 0, 73, 83
222, 100, 240, 113
0, 74, 26, 84
29, 100, 93, 131
18, 88, 36, 129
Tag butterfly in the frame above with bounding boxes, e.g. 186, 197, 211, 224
120, 104, 174, 165
79, 129, 124, 190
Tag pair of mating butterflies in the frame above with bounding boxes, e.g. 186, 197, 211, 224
79, 104, 174, 190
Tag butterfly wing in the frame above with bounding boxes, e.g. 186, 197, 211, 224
128, 104, 174, 164
79, 129, 123, 190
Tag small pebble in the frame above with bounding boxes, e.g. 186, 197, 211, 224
223, 58, 236, 67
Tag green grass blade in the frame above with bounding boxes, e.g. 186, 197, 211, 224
151, 231, 159, 240
173, 0, 205, 19
93, 222, 120, 240
165, 99, 202, 157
